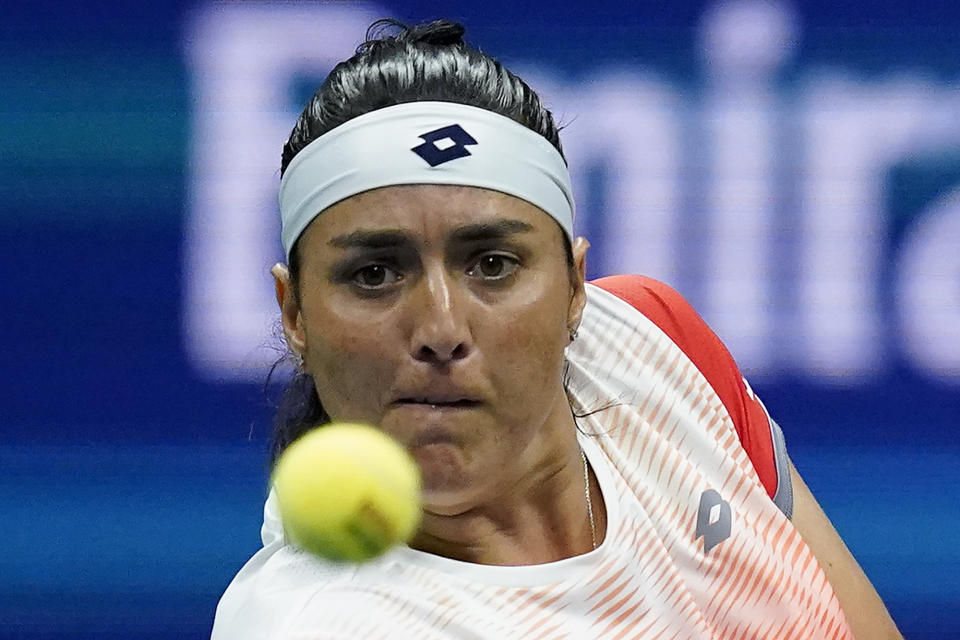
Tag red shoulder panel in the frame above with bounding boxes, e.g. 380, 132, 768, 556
590, 275, 778, 500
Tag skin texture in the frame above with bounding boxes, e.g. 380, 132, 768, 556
789, 462, 904, 639
273, 183, 900, 635
274, 184, 602, 564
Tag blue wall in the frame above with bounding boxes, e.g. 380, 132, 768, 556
2, 1, 957, 637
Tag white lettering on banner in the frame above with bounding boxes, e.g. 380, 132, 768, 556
696, 1, 798, 373
554, 73, 683, 287
796, 77, 960, 380
182, 3, 383, 378
897, 188, 960, 379
183, 1, 960, 384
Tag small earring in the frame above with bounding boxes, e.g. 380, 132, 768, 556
569, 328, 578, 342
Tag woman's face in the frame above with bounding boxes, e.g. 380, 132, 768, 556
277, 185, 587, 513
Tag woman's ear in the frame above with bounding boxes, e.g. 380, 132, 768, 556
567, 237, 590, 339
271, 263, 307, 360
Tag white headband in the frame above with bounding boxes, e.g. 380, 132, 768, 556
278, 101, 575, 258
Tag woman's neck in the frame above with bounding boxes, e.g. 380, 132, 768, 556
410, 425, 606, 566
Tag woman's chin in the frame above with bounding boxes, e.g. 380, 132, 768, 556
414, 448, 468, 491
415, 460, 481, 515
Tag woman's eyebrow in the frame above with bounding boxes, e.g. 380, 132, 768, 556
328, 229, 411, 249
328, 220, 535, 249
450, 219, 534, 243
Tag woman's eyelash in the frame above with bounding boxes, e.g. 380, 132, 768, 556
351, 263, 402, 288
467, 252, 521, 279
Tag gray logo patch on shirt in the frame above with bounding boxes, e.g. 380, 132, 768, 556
695, 489, 732, 553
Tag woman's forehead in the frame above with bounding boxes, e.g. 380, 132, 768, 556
306, 184, 557, 240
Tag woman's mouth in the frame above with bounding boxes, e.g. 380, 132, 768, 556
396, 398, 480, 409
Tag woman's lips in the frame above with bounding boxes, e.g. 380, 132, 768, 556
395, 398, 480, 408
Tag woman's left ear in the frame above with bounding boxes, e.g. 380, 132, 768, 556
271, 263, 308, 360
567, 237, 590, 339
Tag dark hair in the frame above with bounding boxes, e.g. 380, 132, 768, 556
272, 19, 571, 462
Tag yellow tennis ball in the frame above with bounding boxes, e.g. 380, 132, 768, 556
272, 422, 422, 563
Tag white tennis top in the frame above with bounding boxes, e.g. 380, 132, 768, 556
212, 278, 853, 640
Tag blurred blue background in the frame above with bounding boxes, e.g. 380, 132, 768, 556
2, 0, 958, 637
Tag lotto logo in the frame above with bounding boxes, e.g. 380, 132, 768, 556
411, 124, 478, 167
695, 489, 732, 554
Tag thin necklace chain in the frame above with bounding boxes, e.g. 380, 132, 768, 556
580, 448, 598, 550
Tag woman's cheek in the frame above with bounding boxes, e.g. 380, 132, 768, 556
491, 318, 564, 397
309, 338, 388, 420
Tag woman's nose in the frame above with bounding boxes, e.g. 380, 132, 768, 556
408, 269, 472, 365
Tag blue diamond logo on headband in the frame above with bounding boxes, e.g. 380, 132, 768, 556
411, 124, 478, 167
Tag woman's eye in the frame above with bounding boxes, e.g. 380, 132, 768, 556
351, 264, 400, 289
467, 253, 520, 280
